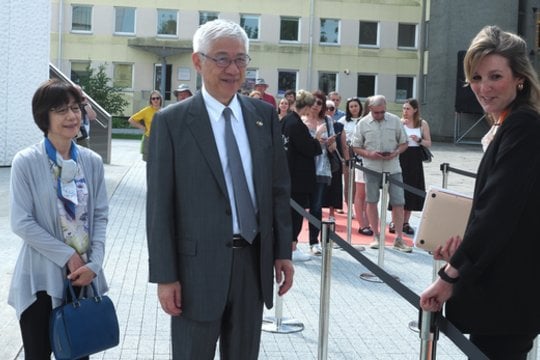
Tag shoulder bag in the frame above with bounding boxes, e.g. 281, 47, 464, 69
50, 279, 120, 360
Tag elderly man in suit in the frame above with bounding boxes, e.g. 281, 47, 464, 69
146, 19, 294, 360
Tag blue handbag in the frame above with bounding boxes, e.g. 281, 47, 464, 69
49, 279, 120, 360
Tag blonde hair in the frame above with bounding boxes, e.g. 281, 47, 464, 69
295, 90, 315, 110
464, 25, 540, 114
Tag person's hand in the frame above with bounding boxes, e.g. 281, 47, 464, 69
433, 236, 462, 262
67, 253, 95, 286
158, 282, 182, 316
420, 278, 454, 312
274, 259, 294, 296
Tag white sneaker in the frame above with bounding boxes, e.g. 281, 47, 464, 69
310, 244, 322, 255
292, 248, 311, 262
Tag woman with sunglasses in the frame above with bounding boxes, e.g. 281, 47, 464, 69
128, 90, 163, 161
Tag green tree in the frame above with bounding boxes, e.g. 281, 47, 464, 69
80, 64, 128, 116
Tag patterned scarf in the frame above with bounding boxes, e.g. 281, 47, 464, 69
45, 138, 79, 219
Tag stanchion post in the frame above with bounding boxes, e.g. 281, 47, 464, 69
440, 163, 450, 189
318, 220, 334, 360
377, 171, 390, 267
262, 285, 304, 334
346, 159, 355, 244
419, 310, 439, 360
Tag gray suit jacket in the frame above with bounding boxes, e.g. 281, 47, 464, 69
146, 92, 292, 322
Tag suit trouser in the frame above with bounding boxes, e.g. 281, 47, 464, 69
469, 333, 536, 360
171, 241, 264, 360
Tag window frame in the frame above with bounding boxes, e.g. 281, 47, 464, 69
356, 74, 377, 99
320, 18, 340, 45
277, 70, 298, 97
71, 5, 93, 33
199, 11, 218, 25
70, 61, 91, 85
114, 6, 136, 35
318, 72, 338, 95
397, 23, 418, 50
154, 64, 173, 100
113, 63, 134, 90
358, 21, 379, 48
157, 9, 178, 37
240, 14, 260, 41
280, 16, 300, 43
395, 75, 416, 102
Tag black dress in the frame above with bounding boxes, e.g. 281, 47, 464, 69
323, 121, 344, 209
399, 146, 425, 211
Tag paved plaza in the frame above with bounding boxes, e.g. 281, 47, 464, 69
0, 139, 510, 359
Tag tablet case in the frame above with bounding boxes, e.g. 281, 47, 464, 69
414, 186, 473, 252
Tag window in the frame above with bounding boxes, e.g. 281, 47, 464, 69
320, 19, 339, 45
357, 75, 376, 98
70, 61, 91, 84
359, 21, 378, 47
155, 64, 172, 100
114, 7, 135, 34
241, 14, 260, 40
280, 17, 300, 42
72, 5, 92, 32
278, 71, 298, 97
113, 63, 133, 89
318, 72, 337, 95
157, 9, 178, 36
398, 23, 417, 49
396, 76, 415, 101
199, 11, 218, 25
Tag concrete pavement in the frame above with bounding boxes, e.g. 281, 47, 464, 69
0, 139, 499, 359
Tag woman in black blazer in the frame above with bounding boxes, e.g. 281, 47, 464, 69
281, 90, 323, 261
420, 25, 540, 359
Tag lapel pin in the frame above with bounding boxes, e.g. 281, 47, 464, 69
256, 120, 263, 127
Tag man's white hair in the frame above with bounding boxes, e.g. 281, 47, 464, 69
193, 19, 249, 54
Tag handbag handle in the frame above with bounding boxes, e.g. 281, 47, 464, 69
63, 279, 101, 307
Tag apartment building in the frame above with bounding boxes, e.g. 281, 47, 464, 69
50, 0, 423, 117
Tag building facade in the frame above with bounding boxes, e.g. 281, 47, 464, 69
50, 0, 422, 117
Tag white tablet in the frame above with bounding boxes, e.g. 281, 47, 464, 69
414, 186, 473, 252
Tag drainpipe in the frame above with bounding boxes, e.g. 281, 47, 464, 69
417, 0, 427, 103
57, 0, 64, 70
307, 0, 315, 90
160, 56, 167, 98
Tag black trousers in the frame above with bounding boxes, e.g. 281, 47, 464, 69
20, 291, 89, 360
470, 333, 537, 360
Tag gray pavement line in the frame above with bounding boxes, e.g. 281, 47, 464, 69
291, 198, 489, 360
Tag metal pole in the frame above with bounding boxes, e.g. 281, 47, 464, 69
377, 172, 390, 267
419, 310, 438, 360
318, 220, 334, 360
440, 163, 450, 189
346, 158, 355, 244
262, 284, 304, 334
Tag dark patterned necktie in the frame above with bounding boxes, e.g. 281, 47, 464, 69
222, 107, 258, 243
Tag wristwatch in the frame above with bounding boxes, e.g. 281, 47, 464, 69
438, 267, 459, 284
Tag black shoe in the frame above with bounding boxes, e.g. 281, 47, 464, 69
388, 222, 395, 234
358, 226, 374, 236
403, 223, 415, 235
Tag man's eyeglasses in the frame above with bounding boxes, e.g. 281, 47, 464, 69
151, 97, 161, 100
50, 105, 81, 115
200, 53, 251, 68
372, 111, 386, 115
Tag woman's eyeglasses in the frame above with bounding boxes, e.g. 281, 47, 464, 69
327, 106, 335, 111
314, 100, 323, 106
151, 97, 161, 100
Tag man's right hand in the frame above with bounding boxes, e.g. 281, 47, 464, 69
158, 282, 182, 316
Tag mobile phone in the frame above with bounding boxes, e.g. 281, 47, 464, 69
378, 151, 391, 156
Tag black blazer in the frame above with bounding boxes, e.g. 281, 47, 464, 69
447, 108, 540, 334
281, 111, 322, 194
146, 92, 292, 322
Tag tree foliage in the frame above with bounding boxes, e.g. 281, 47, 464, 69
80, 64, 128, 116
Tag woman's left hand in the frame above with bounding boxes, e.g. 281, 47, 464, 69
68, 265, 96, 286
